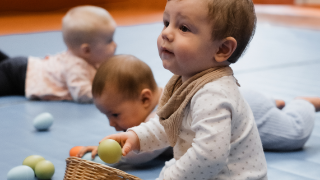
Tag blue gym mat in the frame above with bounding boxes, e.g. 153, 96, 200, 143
1, 22, 320, 179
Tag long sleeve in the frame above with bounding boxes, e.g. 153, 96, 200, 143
119, 147, 170, 165
158, 77, 267, 180
132, 77, 267, 180
65, 59, 95, 103
129, 116, 171, 153
162, 85, 232, 180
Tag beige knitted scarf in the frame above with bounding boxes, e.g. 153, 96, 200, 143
157, 66, 239, 146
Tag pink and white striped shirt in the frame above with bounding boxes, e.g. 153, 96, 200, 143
25, 51, 96, 103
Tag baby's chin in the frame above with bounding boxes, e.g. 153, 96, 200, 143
114, 127, 127, 132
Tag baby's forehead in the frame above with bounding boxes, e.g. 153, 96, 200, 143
98, 87, 128, 103
165, 0, 210, 19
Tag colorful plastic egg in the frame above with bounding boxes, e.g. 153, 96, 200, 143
35, 160, 55, 179
98, 139, 122, 164
7, 165, 34, 180
22, 155, 45, 171
69, 146, 84, 157
33, 112, 54, 131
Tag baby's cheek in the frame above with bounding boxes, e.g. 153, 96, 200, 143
175, 45, 194, 61
157, 36, 163, 52
110, 42, 117, 55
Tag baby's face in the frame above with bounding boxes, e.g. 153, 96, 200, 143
157, 0, 220, 81
89, 23, 117, 67
94, 89, 147, 132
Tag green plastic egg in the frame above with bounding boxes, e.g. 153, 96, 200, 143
98, 139, 122, 164
35, 160, 55, 179
22, 155, 45, 171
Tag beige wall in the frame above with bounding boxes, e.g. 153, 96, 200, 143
295, 0, 320, 4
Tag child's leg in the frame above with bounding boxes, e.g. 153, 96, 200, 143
0, 56, 28, 96
0, 50, 9, 62
241, 88, 315, 151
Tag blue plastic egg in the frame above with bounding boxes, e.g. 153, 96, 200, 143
33, 112, 54, 131
82, 152, 106, 164
7, 165, 35, 180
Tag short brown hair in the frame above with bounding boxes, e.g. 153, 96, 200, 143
92, 55, 158, 100
208, 0, 256, 63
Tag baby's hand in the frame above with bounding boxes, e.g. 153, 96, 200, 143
99, 131, 140, 156
77, 146, 98, 159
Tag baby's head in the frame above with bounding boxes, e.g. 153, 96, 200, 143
62, 6, 117, 68
157, 0, 256, 80
92, 55, 160, 131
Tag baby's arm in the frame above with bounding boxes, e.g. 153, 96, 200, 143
102, 115, 170, 157
65, 61, 94, 103
129, 115, 171, 153
119, 147, 170, 165
161, 87, 232, 180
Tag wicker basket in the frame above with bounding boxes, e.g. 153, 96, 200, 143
64, 157, 142, 180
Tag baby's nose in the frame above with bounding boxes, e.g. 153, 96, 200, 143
162, 27, 174, 42
109, 120, 117, 127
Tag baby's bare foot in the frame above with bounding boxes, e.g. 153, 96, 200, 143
275, 99, 285, 109
296, 97, 320, 112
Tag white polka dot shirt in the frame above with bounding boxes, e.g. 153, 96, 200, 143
130, 76, 268, 180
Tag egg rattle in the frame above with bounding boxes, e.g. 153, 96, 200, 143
69, 146, 84, 157
22, 155, 45, 171
98, 139, 122, 164
33, 112, 54, 131
35, 160, 55, 179
7, 165, 34, 180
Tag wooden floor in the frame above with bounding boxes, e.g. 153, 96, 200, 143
0, 5, 319, 36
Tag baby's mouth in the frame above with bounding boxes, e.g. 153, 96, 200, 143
162, 47, 174, 55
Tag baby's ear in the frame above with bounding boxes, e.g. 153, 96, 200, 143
140, 89, 152, 108
80, 43, 91, 55
214, 37, 237, 63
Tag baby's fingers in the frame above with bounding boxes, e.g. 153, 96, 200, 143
77, 147, 88, 158
91, 148, 98, 159
99, 134, 120, 144
122, 142, 133, 156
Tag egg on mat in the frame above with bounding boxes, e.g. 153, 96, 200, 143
7, 165, 34, 180
35, 160, 55, 179
98, 139, 122, 164
69, 146, 84, 157
22, 155, 45, 171
33, 112, 54, 131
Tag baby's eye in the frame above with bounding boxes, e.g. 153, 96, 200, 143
180, 25, 190, 32
108, 38, 113, 43
112, 114, 119, 118
163, 20, 169, 27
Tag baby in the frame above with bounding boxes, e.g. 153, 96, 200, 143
0, 5, 116, 103
98, 0, 268, 179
